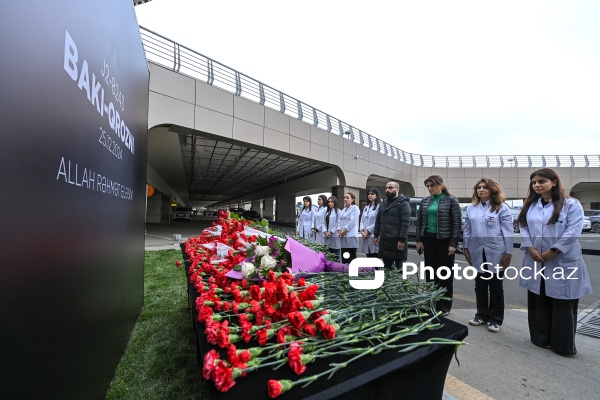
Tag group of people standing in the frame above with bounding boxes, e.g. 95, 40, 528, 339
297, 168, 591, 356
437, 168, 591, 357
297, 193, 362, 264
463, 168, 592, 356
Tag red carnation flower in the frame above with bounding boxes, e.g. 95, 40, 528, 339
237, 349, 251, 363
227, 344, 238, 365
268, 379, 294, 398
298, 284, 319, 301
256, 329, 268, 346
322, 324, 337, 339
205, 321, 219, 345
314, 317, 327, 332
287, 343, 307, 375
213, 360, 236, 392
277, 328, 287, 344
287, 311, 305, 330
250, 285, 262, 301
202, 349, 219, 380
302, 323, 316, 337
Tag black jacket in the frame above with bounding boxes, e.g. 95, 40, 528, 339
416, 195, 462, 247
374, 195, 411, 261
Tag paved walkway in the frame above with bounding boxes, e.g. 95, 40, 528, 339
145, 220, 600, 399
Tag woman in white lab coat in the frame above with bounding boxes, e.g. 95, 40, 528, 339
323, 196, 341, 261
463, 178, 513, 333
517, 168, 592, 355
311, 194, 328, 245
360, 188, 381, 258
338, 192, 361, 264
296, 196, 314, 241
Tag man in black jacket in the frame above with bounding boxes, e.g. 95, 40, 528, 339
374, 182, 411, 269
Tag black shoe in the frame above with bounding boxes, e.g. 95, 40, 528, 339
551, 347, 577, 356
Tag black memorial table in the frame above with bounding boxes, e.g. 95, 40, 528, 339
181, 244, 468, 400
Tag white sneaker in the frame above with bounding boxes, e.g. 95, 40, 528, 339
469, 318, 485, 326
487, 322, 501, 333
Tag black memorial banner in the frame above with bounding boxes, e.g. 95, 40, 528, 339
0, 1, 149, 398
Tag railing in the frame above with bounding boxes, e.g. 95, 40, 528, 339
139, 26, 599, 168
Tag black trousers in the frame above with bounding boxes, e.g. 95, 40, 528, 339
474, 251, 505, 324
383, 258, 404, 270
422, 233, 454, 313
527, 276, 578, 355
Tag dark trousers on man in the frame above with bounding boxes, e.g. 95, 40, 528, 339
383, 257, 405, 270
422, 232, 454, 314
475, 250, 505, 324
527, 276, 578, 356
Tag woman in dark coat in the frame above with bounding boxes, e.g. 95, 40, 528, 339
415, 175, 462, 316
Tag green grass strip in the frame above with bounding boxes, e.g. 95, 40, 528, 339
105, 250, 209, 400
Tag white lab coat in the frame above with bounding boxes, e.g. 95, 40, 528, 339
297, 208, 315, 240
338, 205, 360, 248
312, 206, 327, 244
360, 203, 380, 254
323, 208, 341, 249
519, 197, 592, 299
463, 202, 514, 273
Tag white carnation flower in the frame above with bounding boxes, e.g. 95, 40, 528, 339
260, 254, 278, 270
241, 262, 256, 278
254, 245, 271, 257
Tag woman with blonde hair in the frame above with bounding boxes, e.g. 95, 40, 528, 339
463, 178, 513, 333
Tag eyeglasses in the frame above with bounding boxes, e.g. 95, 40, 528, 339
531, 179, 549, 186
367, 192, 376, 195
385, 186, 396, 190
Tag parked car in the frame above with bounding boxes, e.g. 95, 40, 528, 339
407, 197, 464, 253
509, 207, 521, 233
241, 210, 262, 221
229, 208, 245, 215
512, 208, 591, 233
582, 216, 591, 232
583, 210, 600, 233
172, 206, 191, 220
